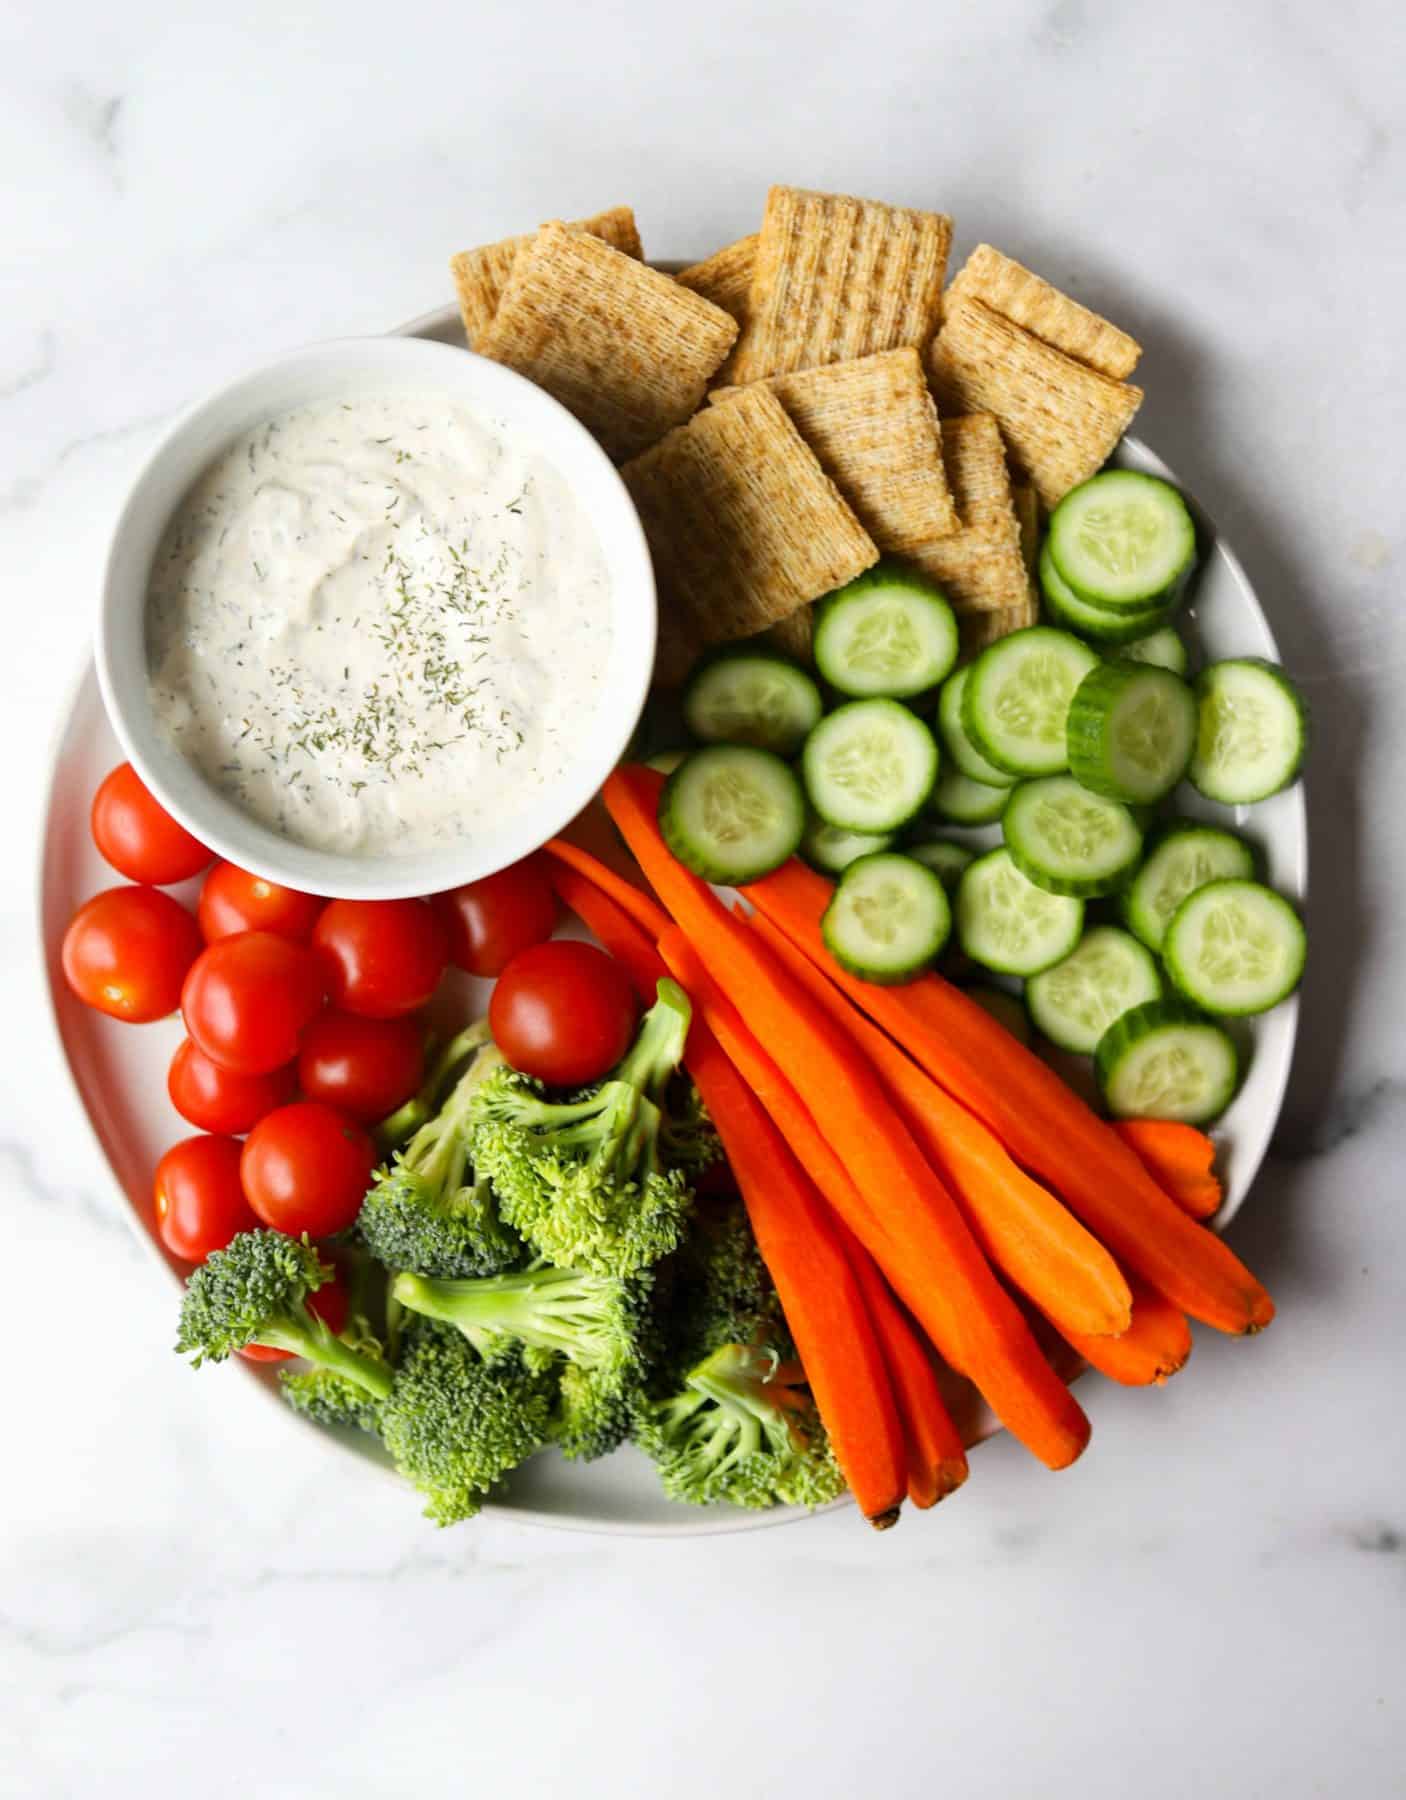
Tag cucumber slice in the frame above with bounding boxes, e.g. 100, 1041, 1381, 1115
962, 627, 1101, 777
822, 852, 951, 983
800, 815, 895, 876
1039, 542, 1171, 645
965, 984, 1033, 1046
906, 838, 975, 891
1066, 663, 1197, 804
956, 848, 1085, 976
1096, 1000, 1240, 1124
1120, 823, 1256, 951
813, 563, 959, 700
927, 766, 1009, 825
1119, 626, 1189, 675
1047, 470, 1198, 610
660, 747, 805, 884
1189, 658, 1308, 804
937, 667, 1017, 786
683, 652, 823, 756
802, 699, 939, 833
1026, 925, 1163, 1054
1163, 878, 1306, 1016
1001, 776, 1145, 898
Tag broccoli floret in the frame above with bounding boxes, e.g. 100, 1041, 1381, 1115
176, 1230, 392, 1405
637, 1341, 845, 1511
469, 981, 715, 1276
279, 1312, 390, 1433
657, 1198, 785, 1387
378, 1321, 556, 1526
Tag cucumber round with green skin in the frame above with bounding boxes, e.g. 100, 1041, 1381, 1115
1066, 662, 1197, 804
1039, 542, 1172, 645
956, 847, 1085, 976
927, 765, 1010, 825
1026, 925, 1163, 1054
905, 838, 975, 891
1188, 658, 1309, 804
1120, 822, 1257, 951
822, 852, 952, 984
962, 627, 1101, 777
964, 984, 1033, 1046
1001, 776, 1145, 898
660, 746, 806, 884
800, 815, 896, 876
1047, 470, 1198, 610
1096, 1000, 1241, 1124
813, 562, 960, 699
1119, 625, 1189, 675
683, 651, 823, 756
802, 698, 939, 833
937, 666, 1017, 786
1162, 878, 1306, 1016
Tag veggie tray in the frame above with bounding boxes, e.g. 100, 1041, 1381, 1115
41, 201, 1307, 1535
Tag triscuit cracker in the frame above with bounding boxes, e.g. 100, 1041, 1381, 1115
1012, 480, 1040, 572
620, 386, 878, 685
449, 206, 642, 343
751, 605, 814, 664
944, 244, 1141, 380
928, 294, 1143, 509
677, 235, 758, 324
711, 349, 957, 551
474, 222, 738, 462
729, 186, 953, 385
904, 415, 1028, 614
959, 595, 1039, 662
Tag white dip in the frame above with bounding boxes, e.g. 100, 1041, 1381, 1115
145, 388, 613, 856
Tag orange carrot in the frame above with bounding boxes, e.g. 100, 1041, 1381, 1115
746, 908, 1132, 1341
1112, 1121, 1223, 1221
1056, 1277, 1193, 1387
605, 765, 1090, 1472
743, 857, 1273, 1337
545, 837, 670, 937
545, 862, 669, 1004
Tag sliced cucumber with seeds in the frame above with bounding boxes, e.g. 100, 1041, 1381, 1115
965, 984, 1033, 1046
822, 852, 951, 984
962, 626, 1101, 778
906, 838, 975, 891
1163, 878, 1305, 1016
683, 651, 823, 756
1039, 542, 1172, 645
928, 766, 1010, 825
1048, 470, 1198, 610
1119, 626, 1189, 675
660, 746, 805, 884
802, 698, 938, 833
813, 562, 959, 699
1189, 659, 1308, 804
1120, 823, 1256, 951
1026, 925, 1162, 1054
1096, 1000, 1240, 1124
956, 847, 1085, 976
801, 815, 896, 876
1002, 776, 1145, 898
937, 666, 1016, 786
1067, 663, 1197, 804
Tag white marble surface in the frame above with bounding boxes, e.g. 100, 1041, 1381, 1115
3, 1, 1404, 1793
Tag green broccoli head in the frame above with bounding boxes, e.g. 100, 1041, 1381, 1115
278, 1314, 390, 1434
379, 1321, 556, 1526
656, 1198, 786, 1389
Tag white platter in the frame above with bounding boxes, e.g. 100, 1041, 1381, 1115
36, 299, 1307, 1535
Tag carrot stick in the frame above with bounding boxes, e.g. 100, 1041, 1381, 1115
746, 908, 1133, 1341
742, 856, 1273, 1337
605, 765, 1090, 1472
1055, 1277, 1193, 1387
545, 837, 671, 938
545, 862, 668, 1004
1112, 1121, 1223, 1221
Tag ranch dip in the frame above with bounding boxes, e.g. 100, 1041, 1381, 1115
145, 389, 613, 856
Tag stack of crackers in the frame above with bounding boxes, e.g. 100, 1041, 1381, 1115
450, 189, 1143, 684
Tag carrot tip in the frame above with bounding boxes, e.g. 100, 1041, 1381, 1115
867, 1506, 903, 1532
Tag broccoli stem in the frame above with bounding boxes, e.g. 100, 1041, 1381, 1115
256, 1306, 394, 1400
377, 1021, 494, 1151
392, 1267, 622, 1367
614, 980, 691, 1103
397, 1040, 504, 1192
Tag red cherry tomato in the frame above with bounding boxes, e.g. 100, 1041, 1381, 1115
181, 931, 326, 1075
153, 1133, 261, 1262
167, 1037, 296, 1135
489, 940, 638, 1088
62, 886, 203, 1023
431, 855, 558, 977
241, 1102, 377, 1238
198, 862, 324, 944
239, 1279, 348, 1362
297, 1012, 425, 1123
312, 899, 447, 1019
90, 762, 213, 886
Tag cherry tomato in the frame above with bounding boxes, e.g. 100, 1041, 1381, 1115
431, 855, 558, 978
181, 931, 326, 1075
241, 1102, 377, 1238
490, 939, 638, 1088
239, 1279, 348, 1362
153, 1133, 260, 1262
62, 886, 203, 1023
167, 1036, 296, 1135
297, 1012, 425, 1123
198, 862, 324, 944
312, 899, 447, 1020
91, 762, 212, 885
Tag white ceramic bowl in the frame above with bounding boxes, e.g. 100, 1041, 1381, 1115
96, 336, 656, 900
